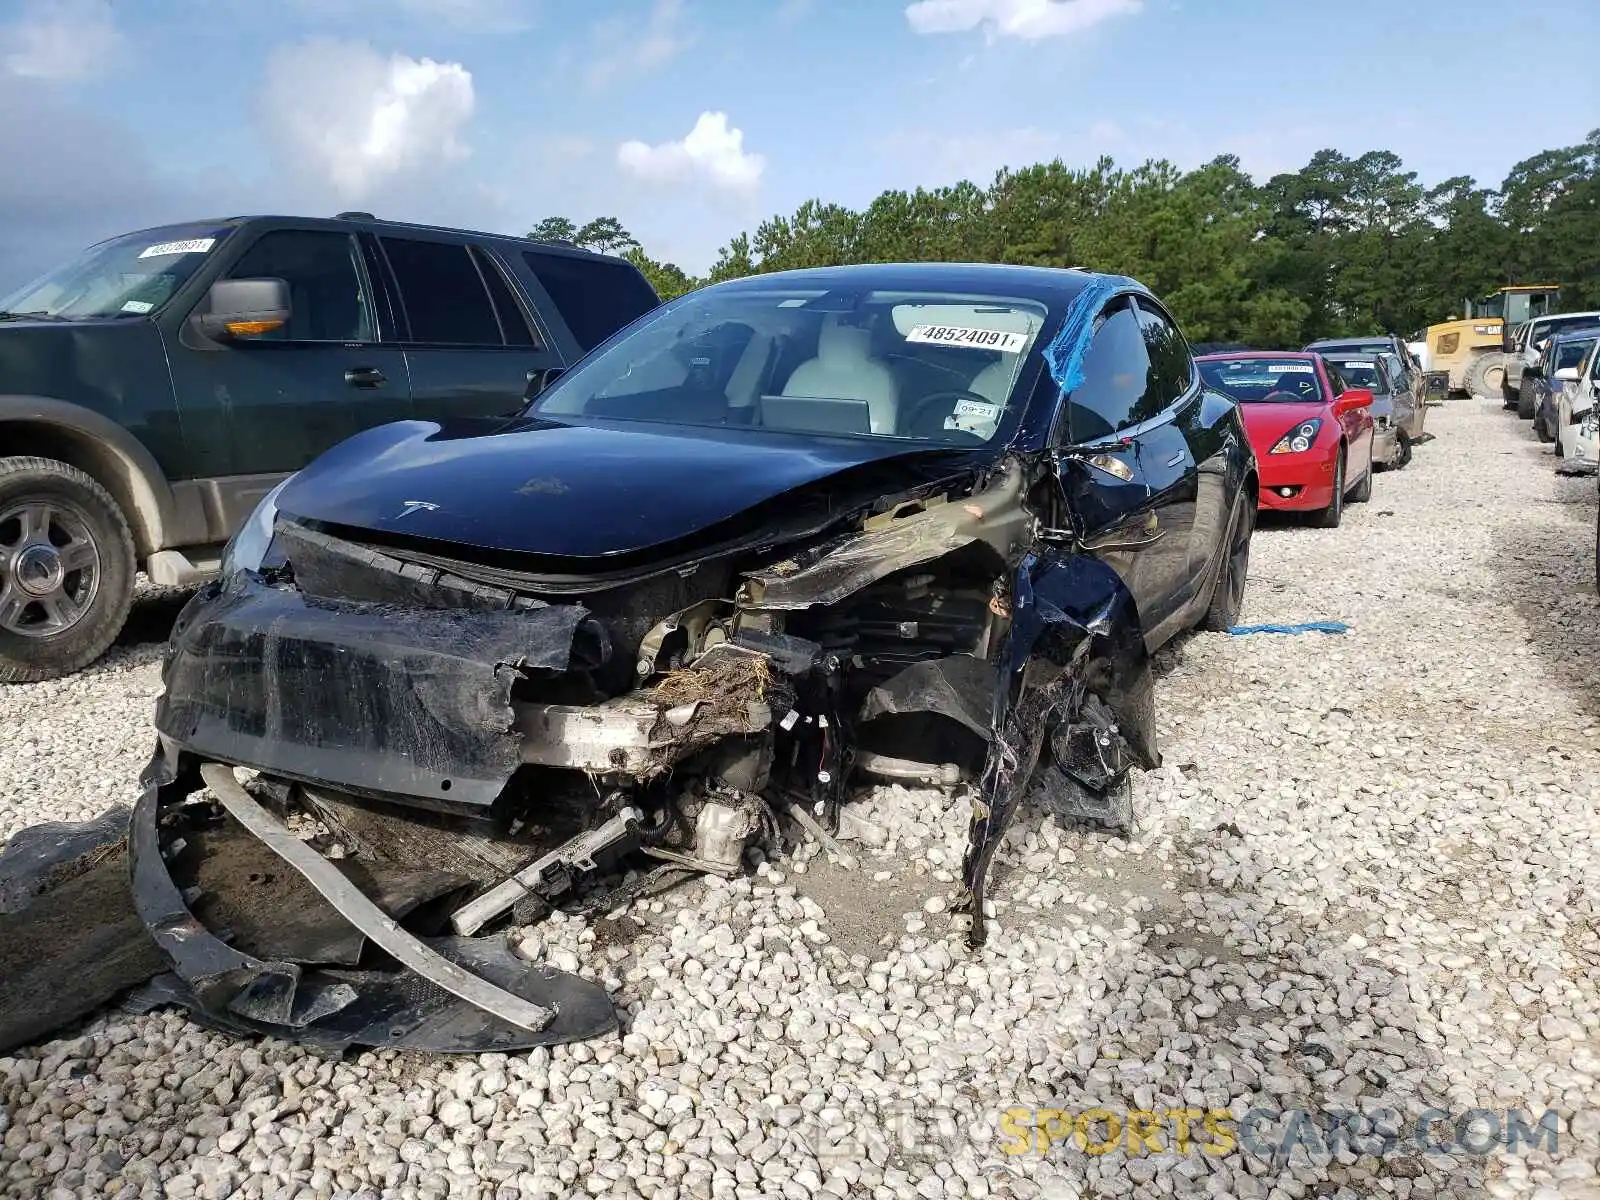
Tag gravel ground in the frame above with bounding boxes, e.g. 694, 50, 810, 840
3, 398, 1600, 1200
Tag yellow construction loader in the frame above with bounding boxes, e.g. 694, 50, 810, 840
1421, 284, 1562, 397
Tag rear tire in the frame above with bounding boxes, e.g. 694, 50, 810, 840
1535, 406, 1552, 443
1518, 379, 1537, 419
1395, 430, 1413, 469
1349, 458, 1373, 503
1467, 353, 1507, 399
1199, 495, 1253, 632
0, 457, 135, 684
1316, 451, 1346, 528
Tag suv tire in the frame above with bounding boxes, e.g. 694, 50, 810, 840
0, 457, 136, 683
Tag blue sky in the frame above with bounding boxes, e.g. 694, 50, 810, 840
1, 0, 1596, 290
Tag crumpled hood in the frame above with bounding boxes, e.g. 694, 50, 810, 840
276, 416, 974, 560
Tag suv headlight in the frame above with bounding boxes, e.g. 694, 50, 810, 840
220, 475, 293, 576
1269, 419, 1322, 455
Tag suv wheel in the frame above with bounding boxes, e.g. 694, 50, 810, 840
0, 457, 136, 683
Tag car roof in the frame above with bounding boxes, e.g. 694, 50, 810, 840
707, 261, 1133, 304
1304, 336, 1395, 349
100, 214, 634, 266
1549, 324, 1600, 340
1195, 350, 1318, 361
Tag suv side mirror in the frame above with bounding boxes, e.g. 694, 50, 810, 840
1336, 388, 1374, 413
199, 278, 291, 340
525, 366, 565, 399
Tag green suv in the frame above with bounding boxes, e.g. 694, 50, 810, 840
0, 213, 659, 681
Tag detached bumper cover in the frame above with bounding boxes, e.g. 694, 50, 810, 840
157, 575, 593, 809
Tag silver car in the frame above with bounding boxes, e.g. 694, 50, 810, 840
1326, 354, 1417, 469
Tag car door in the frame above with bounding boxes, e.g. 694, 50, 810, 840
1132, 297, 1228, 598
373, 236, 565, 423
163, 226, 413, 506
1051, 295, 1197, 648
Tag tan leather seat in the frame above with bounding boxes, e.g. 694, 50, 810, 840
780, 315, 900, 434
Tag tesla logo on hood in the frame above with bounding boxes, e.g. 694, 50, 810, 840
396, 500, 439, 520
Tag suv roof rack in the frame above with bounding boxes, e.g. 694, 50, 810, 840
335, 211, 376, 220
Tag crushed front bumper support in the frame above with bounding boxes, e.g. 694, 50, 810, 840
158, 576, 595, 809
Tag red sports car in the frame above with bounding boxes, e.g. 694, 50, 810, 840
1196, 351, 1376, 528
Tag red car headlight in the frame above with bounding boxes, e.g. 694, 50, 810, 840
1269, 419, 1322, 455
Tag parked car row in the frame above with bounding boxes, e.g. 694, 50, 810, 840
1194, 336, 1431, 528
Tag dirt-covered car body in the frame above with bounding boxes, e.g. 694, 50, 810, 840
138, 263, 1257, 1049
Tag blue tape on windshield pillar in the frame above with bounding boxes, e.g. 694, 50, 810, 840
1042, 275, 1139, 395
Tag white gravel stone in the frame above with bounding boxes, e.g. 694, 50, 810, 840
4, 403, 1600, 1199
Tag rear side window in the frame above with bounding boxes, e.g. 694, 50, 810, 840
381, 237, 501, 346
1065, 300, 1166, 442
1133, 298, 1193, 407
522, 251, 659, 352
471, 247, 541, 348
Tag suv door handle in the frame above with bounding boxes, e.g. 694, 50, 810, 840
345, 366, 387, 388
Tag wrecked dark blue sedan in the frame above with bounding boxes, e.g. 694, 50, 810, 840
130, 263, 1257, 1050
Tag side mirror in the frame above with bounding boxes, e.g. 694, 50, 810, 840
1336, 388, 1374, 413
1555, 367, 1581, 382
525, 366, 565, 399
199, 278, 290, 340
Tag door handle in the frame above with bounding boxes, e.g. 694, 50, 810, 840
345, 366, 387, 388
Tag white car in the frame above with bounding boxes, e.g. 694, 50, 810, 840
1555, 340, 1600, 474
1508, 311, 1600, 413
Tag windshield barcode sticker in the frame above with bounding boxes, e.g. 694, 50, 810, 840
1270, 364, 1314, 373
139, 238, 215, 259
1344, 361, 1375, 368
906, 324, 1027, 353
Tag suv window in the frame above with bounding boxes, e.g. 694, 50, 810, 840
1065, 299, 1166, 442
381, 237, 503, 346
226, 230, 373, 342
471, 247, 540, 347
522, 251, 658, 353
1133, 298, 1193, 407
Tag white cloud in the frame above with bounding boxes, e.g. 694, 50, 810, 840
586, 0, 694, 91
259, 39, 475, 202
904, 0, 1141, 41
618, 111, 765, 195
1, 0, 120, 81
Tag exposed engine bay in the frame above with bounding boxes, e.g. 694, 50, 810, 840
6, 454, 1160, 1054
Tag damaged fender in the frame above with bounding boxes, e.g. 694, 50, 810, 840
960, 550, 1158, 947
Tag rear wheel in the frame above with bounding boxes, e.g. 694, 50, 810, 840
1349, 456, 1372, 502
1199, 495, 1253, 632
1518, 379, 1537, 419
0, 457, 135, 683
1395, 430, 1413, 469
1555, 423, 1566, 458
1467, 353, 1507, 399
1535, 406, 1552, 443
1316, 451, 1346, 528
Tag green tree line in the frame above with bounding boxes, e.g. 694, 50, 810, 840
531, 129, 1600, 347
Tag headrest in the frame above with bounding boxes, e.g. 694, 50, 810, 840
817, 315, 873, 361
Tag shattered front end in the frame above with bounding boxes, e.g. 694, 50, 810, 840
135, 455, 1158, 1049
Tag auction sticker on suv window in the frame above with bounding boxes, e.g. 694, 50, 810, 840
906, 324, 1028, 353
139, 238, 215, 259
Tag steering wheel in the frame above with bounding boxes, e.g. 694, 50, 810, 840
1260, 390, 1306, 403
901, 388, 998, 441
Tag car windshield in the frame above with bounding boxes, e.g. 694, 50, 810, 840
1198, 357, 1325, 403
1334, 359, 1386, 390
1554, 337, 1598, 371
0, 225, 231, 320
531, 285, 1051, 445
